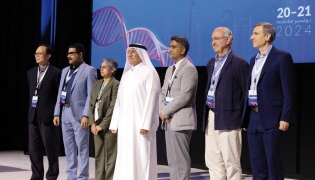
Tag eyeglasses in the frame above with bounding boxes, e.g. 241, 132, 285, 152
66, 52, 79, 56
211, 37, 228, 42
34, 53, 45, 56
100, 66, 110, 69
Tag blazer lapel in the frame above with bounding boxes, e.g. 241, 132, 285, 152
71, 62, 86, 91
173, 58, 188, 77
31, 67, 38, 86
206, 59, 215, 92
257, 46, 276, 84
92, 80, 102, 99
99, 77, 114, 99
247, 58, 255, 89
208, 60, 215, 78
217, 52, 233, 82
38, 66, 53, 91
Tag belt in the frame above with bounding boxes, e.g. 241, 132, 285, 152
64, 103, 70, 108
210, 108, 215, 112
251, 106, 258, 112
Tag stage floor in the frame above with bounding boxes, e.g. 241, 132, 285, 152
0, 150, 297, 180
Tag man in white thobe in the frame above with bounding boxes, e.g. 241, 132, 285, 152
109, 43, 160, 180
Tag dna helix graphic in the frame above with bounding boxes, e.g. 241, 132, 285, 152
92, 6, 191, 67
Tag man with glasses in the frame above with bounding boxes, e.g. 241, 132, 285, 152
53, 43, 97, 180
203, 27, 249, 180
27, 44, 61, 180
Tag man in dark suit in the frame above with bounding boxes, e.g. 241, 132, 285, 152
242, 22, 296, 179
159, 36, 198, 180
203, 27, 248, 180
27, 44, 61, 180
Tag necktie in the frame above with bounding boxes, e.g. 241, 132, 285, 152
172, 65, 176, 75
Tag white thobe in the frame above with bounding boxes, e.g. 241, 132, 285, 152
109, 62, 160, 180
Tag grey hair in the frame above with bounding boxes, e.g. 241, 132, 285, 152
214, 27, 234, 44
223, 27, 233, 43
254, 22, 276, 43
102, 58, 118, 75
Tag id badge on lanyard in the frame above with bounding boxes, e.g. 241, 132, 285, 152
60, 91, 67, 104
248, 90, 258, 106
31, 96, 38, 108
94, 98, 101, 120
94, 106, 99, 121
32, 67, 48, 108
60, 68, 78, 104
165, 96, 174, 106
165, 76, 175, 106
206, 90, 214, 107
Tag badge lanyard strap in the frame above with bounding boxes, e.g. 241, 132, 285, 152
210, 60, 225, 91
63, 68, 79, 91
167, 66, 177, 97
253, 57, 267, 90
35, 66, 49, 96
96, 82, 108, 102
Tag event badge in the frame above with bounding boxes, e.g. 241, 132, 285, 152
60, 91, 67, 104
248, 90, 258, 106
206, 90, 214, 107
94, 106, 99, 121
31, 96, 38, 108
165, 97, 174, 106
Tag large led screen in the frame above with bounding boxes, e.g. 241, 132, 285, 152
91, 0, 314, 68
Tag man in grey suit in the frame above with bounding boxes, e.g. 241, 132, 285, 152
159, 36, 198, 180
53, 43, 97, 180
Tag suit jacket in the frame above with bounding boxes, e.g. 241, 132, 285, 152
27, 65, 61, 123
241, 46, 296, 129
203, 51, 249, 131
88, 77, 119, 131
159, 58, 198, 131
54, 62, 97, 121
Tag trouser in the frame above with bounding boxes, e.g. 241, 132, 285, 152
205, 110, 242, 180
62, 107, 90, 180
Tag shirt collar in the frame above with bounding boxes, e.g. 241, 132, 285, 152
174, 57, 185, 69
38, 64, 49, 72
71, 62, 83, 70
215, 50, 231, 61
256, 45, 273, 60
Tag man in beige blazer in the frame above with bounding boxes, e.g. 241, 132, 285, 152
159, 36, 198, 180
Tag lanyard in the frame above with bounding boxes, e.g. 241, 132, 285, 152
97, 82, 108, 101
210, 57, 227, 91
167, 65, 177, 97
35, 66, 49, 95
252, 46, 272, 89
252, 57, 267, 90
66, 68, 79, 83
63, 68, 79, 90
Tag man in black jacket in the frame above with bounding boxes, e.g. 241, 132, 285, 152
27, 44, 61, 180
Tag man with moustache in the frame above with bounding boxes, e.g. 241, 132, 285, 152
159, 36, 198, 180
27, 44, 61, 180
109, 44, 160, 180
242, 22, 296, 179
53, 43, 97, 180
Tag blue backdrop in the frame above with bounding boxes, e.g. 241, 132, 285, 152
91, 0, 314, 68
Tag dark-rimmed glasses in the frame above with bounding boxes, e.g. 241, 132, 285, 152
66, 52, 79, 56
